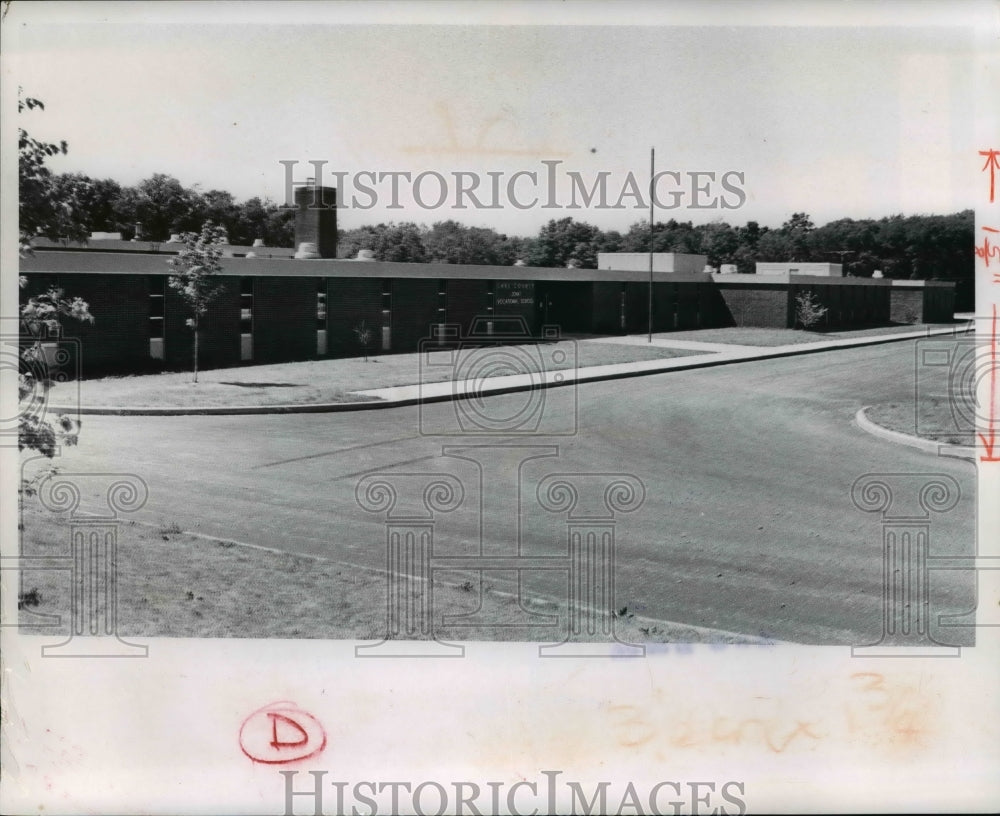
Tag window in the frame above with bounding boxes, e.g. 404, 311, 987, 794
316, 279, 328, 355
437, 279, 447, 323
381, 280, 392, 328
240, 277, 254, 361
316, 279, 327, 329
149, 276, 164, 359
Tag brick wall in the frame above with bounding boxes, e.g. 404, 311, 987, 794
652, 283, 679, 331
676, 284, 701, 329
700, 283, 735, 328
890, 284, 956, 324
252, 277, 317, 363
541, 281, 593, 333
163, 276, 241, 371
293, 187, 338, 258
326, 278, 383, 357
924, 285, 956, 322
623, 283, 650, 333
889, 288, 924, 324
716, 284, 789, 328
493, 280, 537, 335
390, 278, 441, 353
445, 279, 492, 337
591, 282, 624, 334
20, 273, 151, 378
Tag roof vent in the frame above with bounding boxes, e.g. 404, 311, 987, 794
295, 242, 321, 259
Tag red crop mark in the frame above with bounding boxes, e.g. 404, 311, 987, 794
976, 226, 1000, 269
982, 150, 1000, 202
979, 304, 1000, 462
239, 701, 327, 764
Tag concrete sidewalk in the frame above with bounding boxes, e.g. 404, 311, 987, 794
354, 323, 972, 404
54, 323, 973, 415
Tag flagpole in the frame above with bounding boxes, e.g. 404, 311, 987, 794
648, 147, 655, 343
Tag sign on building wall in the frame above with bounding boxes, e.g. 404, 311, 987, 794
495, 280, 535, 307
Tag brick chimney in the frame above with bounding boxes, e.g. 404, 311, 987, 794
294, 184, 338, 259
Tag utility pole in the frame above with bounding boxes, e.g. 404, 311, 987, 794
648, 147, 655, 343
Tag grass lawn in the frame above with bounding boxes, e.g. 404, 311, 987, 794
16, 498, 766, 644
652, 322, 966, 347
865, 334, 977, 446
49, 340, 706, 408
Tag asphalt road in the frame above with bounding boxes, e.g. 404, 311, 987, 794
28, 339, 978, 645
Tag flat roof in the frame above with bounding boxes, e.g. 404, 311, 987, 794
21, 249, 713, 284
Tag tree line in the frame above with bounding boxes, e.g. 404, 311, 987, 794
40, 168, 973, 281
341, 210, 973, 281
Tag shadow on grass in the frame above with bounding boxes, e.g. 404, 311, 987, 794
217, 381, 303, 388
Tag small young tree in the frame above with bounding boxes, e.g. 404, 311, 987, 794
18, 277, 93, 458
353, 320, 373, 362
167, 222, 227, 382
794, 291, 828, 330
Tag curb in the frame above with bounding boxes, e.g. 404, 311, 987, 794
50, 324, 972, 416
854, 407, 976, 462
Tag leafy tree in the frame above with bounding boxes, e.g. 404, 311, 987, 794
698, 221, 740, 267
528, 217, 604, 268
374, 222, 427, 263
231, 196, 294, 247
18, 92, 95, 458
50, 173, 123, 235
620, 218, 702, 255
18, 277, 93, 457
754, 229, 796, 262
18, 91, 90, 252
196, 189, 241, 242
113, 174, 202, 241
167, 222, 227, 382
337, 225, 382, 259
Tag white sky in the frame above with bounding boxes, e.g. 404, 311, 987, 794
3, 1, 993, 236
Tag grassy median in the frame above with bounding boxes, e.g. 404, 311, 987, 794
16, 497, 767, 644
47, 339, 707, 408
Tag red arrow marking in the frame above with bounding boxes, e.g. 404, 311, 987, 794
981, 150, 1000, 203
979, 304, 999, 462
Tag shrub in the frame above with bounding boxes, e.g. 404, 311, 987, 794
794, 291, 828, 330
